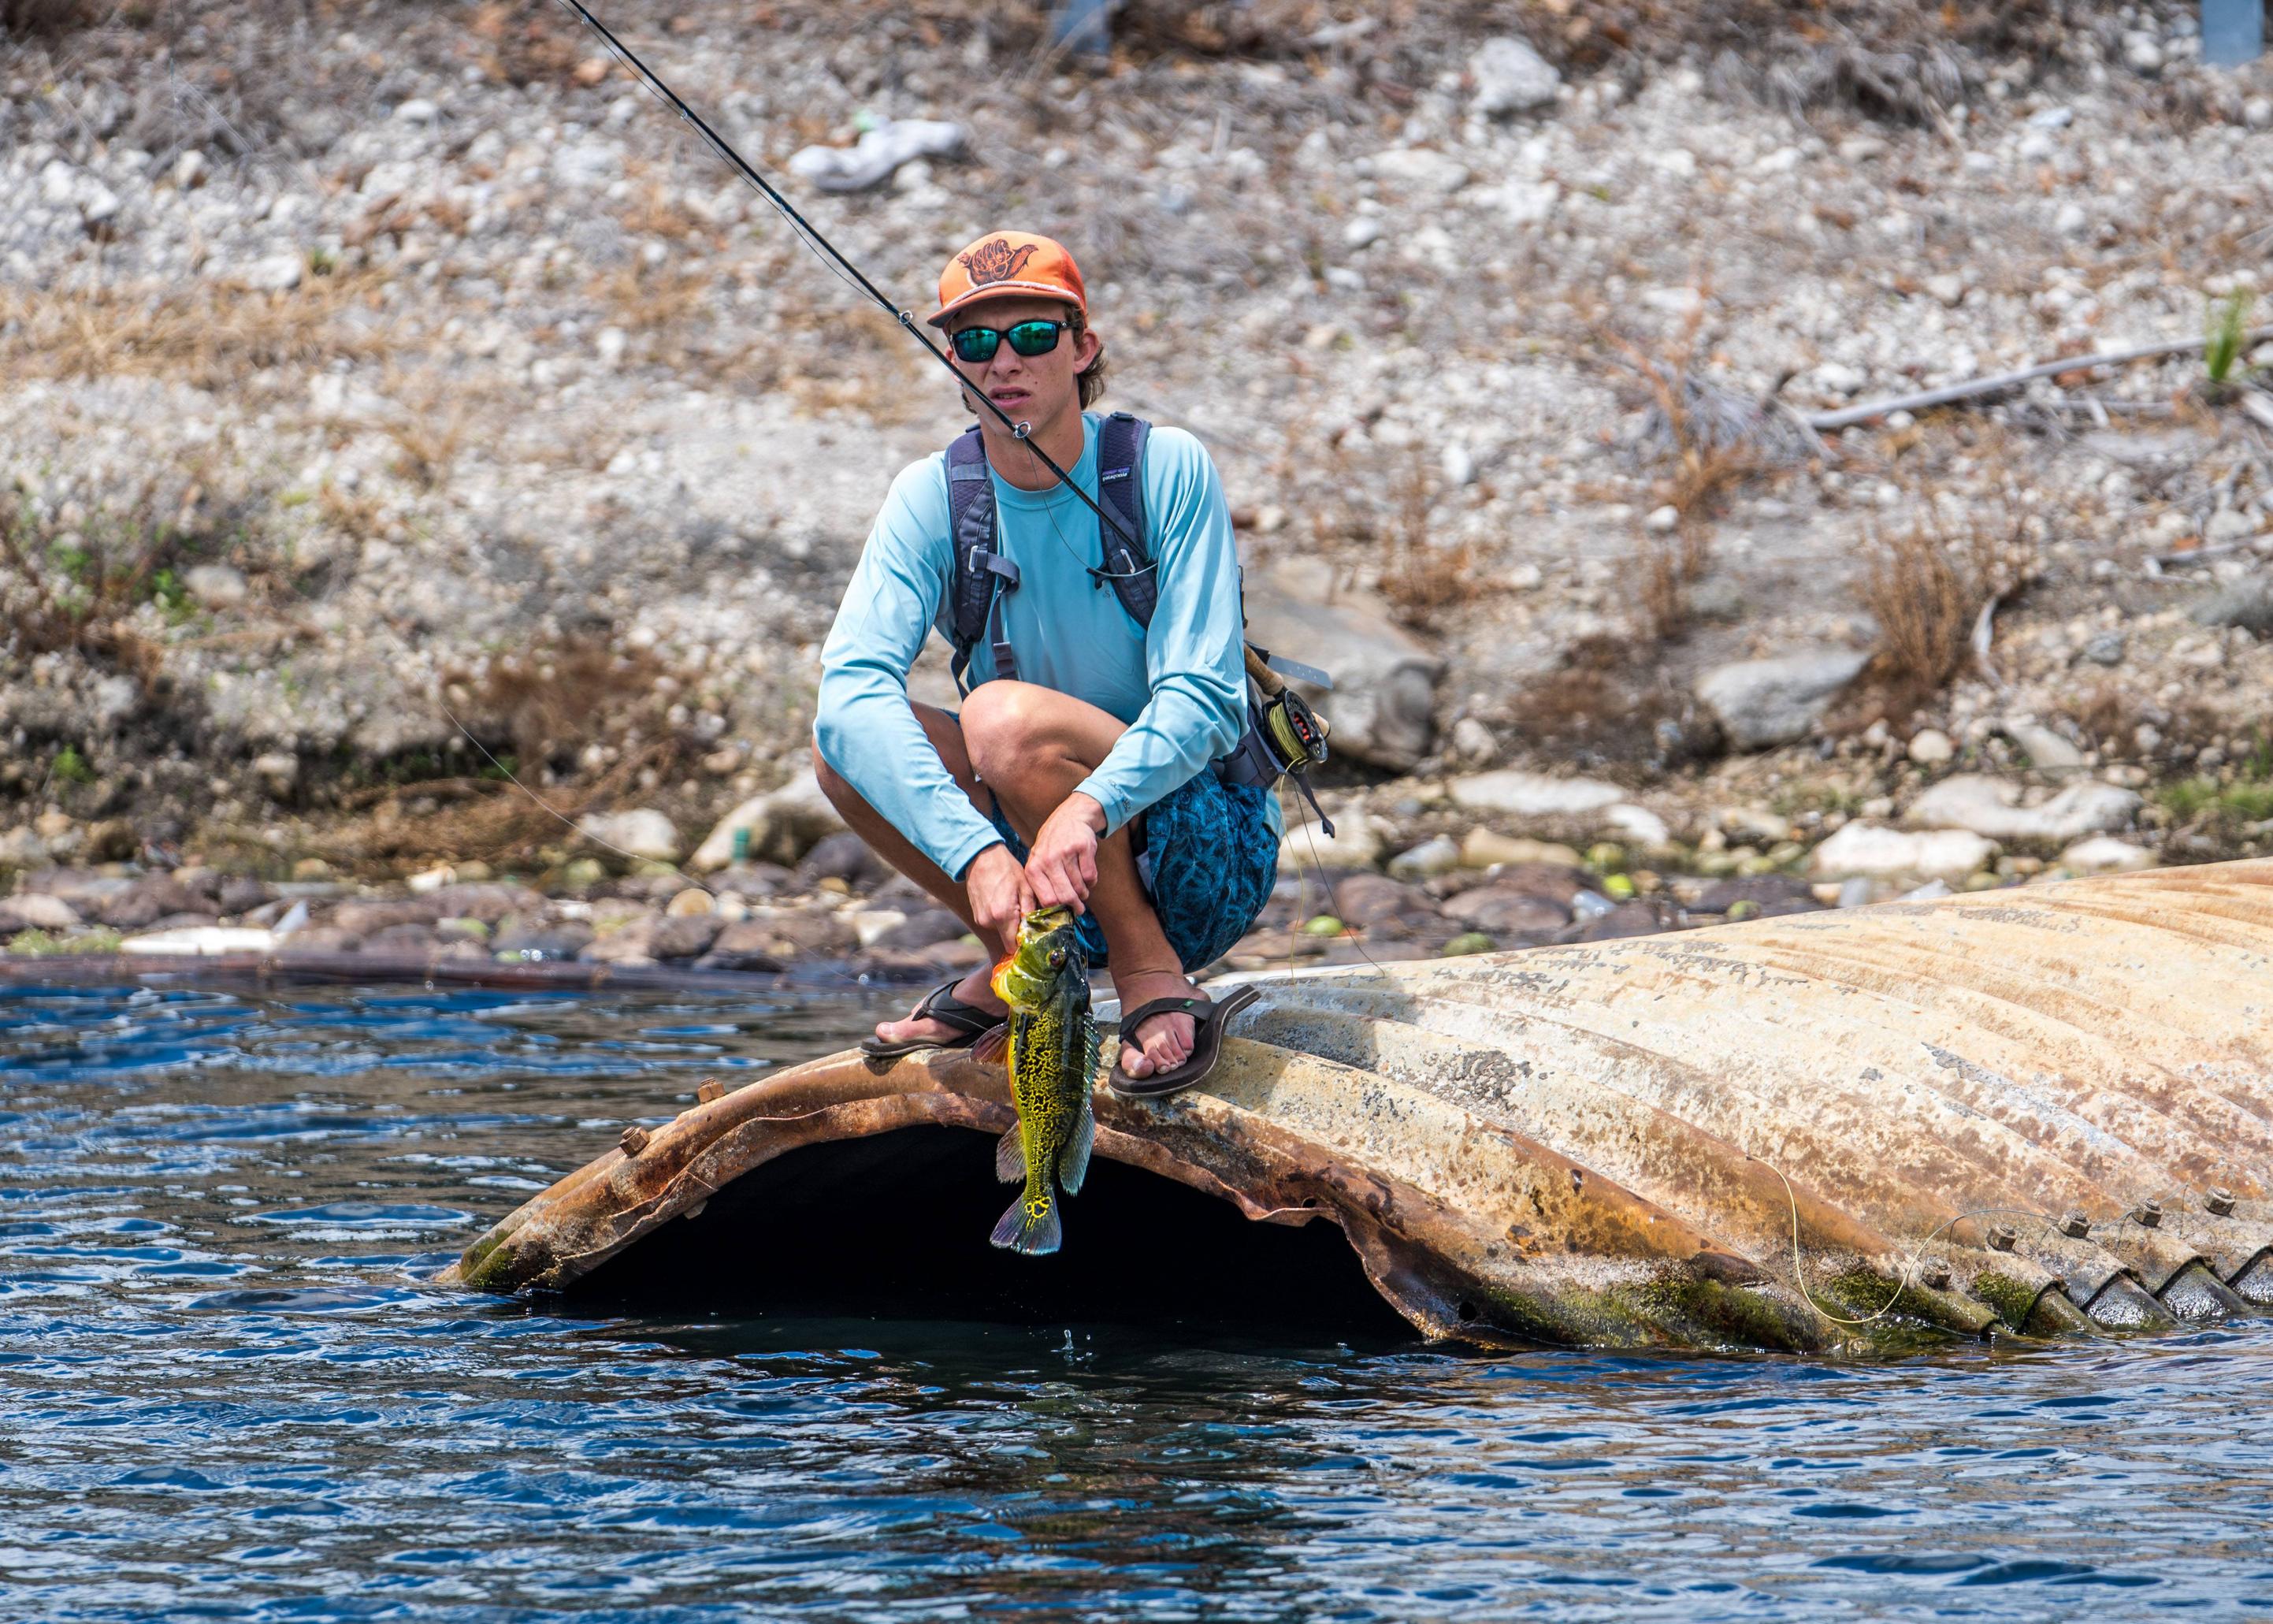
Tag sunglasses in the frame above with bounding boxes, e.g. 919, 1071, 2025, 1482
948, 319, 1067, 365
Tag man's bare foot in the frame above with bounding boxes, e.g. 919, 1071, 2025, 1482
1112, 966, 1197, 1078
871, 965, 1007, 1048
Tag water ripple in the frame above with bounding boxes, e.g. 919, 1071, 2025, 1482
4, 984, 2273, 1622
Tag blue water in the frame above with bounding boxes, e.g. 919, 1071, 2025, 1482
6, 983, 2273, 1622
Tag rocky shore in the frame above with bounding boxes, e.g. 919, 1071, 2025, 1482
4, 0, 2271, 934
1, 734, 2216, 986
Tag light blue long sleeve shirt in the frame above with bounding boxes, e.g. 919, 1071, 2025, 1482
815, 413, 1265, 882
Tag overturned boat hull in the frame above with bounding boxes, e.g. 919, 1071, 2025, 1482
446, 860, 2273, 1351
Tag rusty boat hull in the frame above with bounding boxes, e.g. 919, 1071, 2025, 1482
444, 859, 2273, 1351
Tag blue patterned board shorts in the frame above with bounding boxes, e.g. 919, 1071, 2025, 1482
988, 771, 1278, 973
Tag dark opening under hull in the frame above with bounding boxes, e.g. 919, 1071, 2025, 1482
575, 1124, 1417, 1338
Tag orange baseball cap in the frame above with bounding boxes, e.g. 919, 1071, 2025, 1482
927, 230, 1087, 326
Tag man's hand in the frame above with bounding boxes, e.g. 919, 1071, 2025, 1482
1026, 792, 1105, 915
965, 843, 1034, 944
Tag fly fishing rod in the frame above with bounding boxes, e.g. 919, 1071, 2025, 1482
547, 0, 1149, 575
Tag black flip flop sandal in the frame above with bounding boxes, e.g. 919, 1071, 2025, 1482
1106, 983, 1260, 1098
860, 977, 1005, 1059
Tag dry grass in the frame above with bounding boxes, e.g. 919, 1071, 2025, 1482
1855, 495, 2038, 713
1595, 299, 1777, 641
0, 273, 398, 394
1375, 449, 1476, 628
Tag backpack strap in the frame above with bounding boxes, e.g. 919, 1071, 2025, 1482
944, 426, 1018, 692
1094, 411, 1157, 629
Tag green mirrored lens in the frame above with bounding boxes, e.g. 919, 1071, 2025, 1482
1007, 320, 1062, 357
951, 328, 1001, 363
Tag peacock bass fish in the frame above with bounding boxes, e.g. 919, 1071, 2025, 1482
986, 905, 1099, 1255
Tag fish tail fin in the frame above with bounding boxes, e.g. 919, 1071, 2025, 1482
994, 1124, 1024, 1184
1057, 1099, 1094, 1196
990, 1187, 1062, 1255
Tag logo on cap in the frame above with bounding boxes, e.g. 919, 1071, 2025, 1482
959, 237, 1039, 286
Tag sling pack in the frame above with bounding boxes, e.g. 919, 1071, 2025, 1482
942, 411, 1334, 830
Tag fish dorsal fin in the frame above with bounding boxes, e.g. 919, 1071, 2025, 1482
994, 1123, 1024, 1183
1057, 1098, 1094, 1196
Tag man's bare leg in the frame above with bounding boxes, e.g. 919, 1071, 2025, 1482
812, 706, 1011, 1048
959, 681, 1199, 1079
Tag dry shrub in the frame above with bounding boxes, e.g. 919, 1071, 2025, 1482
2058, 683, 2227, 769
337, 636, 708, 869
467, 0, 585, 87
1498, 633, 1704, 772
0, 480, 207, 683
1857, 497, 2038, 712
1, 0, 86, 35
1375, 450, 1475, 629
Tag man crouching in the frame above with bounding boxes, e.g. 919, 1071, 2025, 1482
812, 230, 1276, 1095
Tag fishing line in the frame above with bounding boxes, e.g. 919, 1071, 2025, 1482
546, 0, 1149, 570
1753, 1154, 2070, 1332
434, 693, 719, 897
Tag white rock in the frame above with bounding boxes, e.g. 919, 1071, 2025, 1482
1387, 835, 1461, 881
171, 149, 207, 189
1370, 147, 1470, 194
1811, 361, 1867, 396
1924, 273, 1965, 307
92, 674, 139, 726
407, 864, 456, 894
1447, 769, 1625, 819
2054, 201, 2089, 236
253, 752, 299, 797
1441, 441, 1476, 485
393, 98, 440, 123
239, 253, 304, 292
120, 927, 278, 957
2028, 106, 2074, 128
1279, 814, 1387, 874
595, 326, 628, 366
1469, 35, 1560, 116
1603, 803, 1671, 849
1905, 775, 2140, 842
0, 827, 52, 868
691, 770, 845, 869
2059, 836, 2157, 875
1810, 823, 1998, 884
183, 563, 249, 609
2000, 720, 2085, 771
1450, 715, 1495, 762
0, 893, 82, 931
1482, 180, 1559, 225
2123, 31, 2163, 72
2245, 96, 2273, 131
80, 184, 121, 225
578, 808, 682, 863
1645, 504, 1679, 533
849, 908, 908, 949
1696, 648, 1870, 750
1907, 728, 1955, 766
39, 159, 75, 205
1343, 215, 1383, 249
